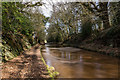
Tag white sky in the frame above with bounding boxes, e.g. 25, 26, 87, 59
40, 1, 52, 17
40, 0, 65, 17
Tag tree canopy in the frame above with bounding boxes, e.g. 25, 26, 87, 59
47, 2, 120, 43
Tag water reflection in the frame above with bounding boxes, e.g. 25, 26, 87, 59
42, 44, 118, 78
50, 49, 82, 61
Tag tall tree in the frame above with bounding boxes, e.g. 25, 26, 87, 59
81, 2, 110, 29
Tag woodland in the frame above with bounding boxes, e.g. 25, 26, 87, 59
1, 1, 120, 63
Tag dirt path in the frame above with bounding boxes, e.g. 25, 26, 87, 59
1, 44, 50, 79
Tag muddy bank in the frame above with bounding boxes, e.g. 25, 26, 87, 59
62, 43, 120, 58
79, 43, 119, 57
61, 26, 120, 58
1, 44, 51, 79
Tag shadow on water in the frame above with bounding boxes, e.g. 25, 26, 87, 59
42, 44, 119, 78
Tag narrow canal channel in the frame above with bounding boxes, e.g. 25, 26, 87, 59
41, 44, 118, 78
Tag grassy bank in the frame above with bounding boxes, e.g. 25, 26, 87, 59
40, 45, 59, 80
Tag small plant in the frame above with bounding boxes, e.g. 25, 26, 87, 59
40, 49, 59, 80
47, 66, 59, 78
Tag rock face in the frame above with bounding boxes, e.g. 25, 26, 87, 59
2, 44, 51, 79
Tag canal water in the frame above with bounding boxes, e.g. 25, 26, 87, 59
41, 44, 118, 78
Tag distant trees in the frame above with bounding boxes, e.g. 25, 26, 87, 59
27, 7, 47, 44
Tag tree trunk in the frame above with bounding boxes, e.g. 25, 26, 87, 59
103, 17, 110, 29
100, 2, 110, 29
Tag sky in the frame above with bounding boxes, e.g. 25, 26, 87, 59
40, 0, 65, 17
40, 0, 82, 17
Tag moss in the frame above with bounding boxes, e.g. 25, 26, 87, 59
51, 71, 59, 78
40, 46, 59, 80
1, 42, 32, 62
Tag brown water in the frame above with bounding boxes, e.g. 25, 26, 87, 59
42, 44, 119, 78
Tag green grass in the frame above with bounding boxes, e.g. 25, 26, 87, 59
40, 46, 59, 80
